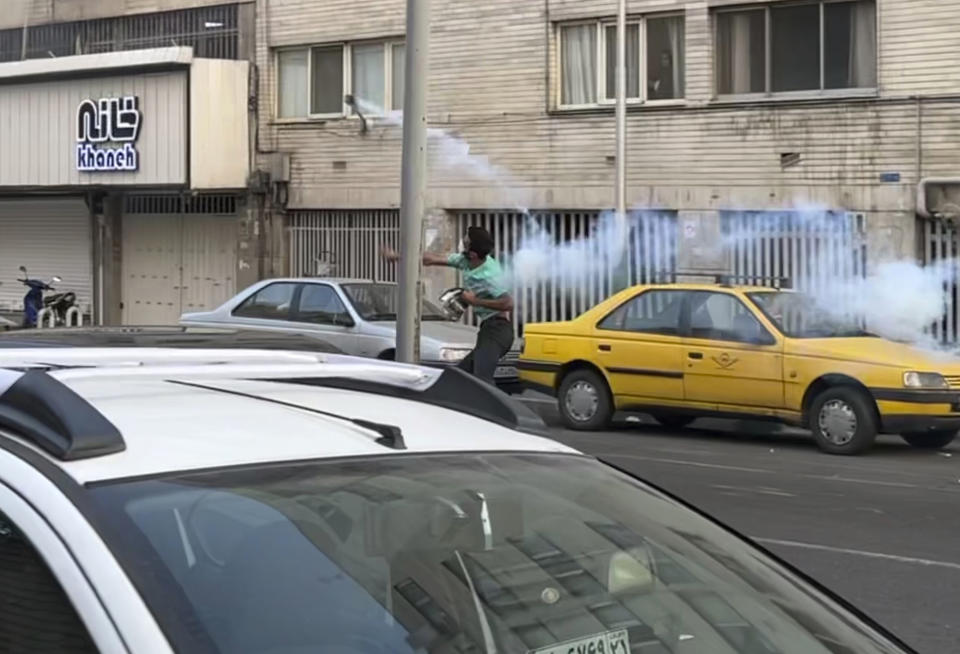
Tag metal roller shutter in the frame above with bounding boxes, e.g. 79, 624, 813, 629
0, 199, 92, 317
122, 195, 238, 325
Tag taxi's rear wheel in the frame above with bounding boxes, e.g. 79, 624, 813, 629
900, 430, 958, 450
810, 387, 878, 455
558, 369, 612, 430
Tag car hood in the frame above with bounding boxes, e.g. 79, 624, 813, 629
371, 320, 479, 347
787, 337, 960, 370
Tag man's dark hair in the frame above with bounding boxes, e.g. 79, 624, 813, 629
467, 226, 495, 259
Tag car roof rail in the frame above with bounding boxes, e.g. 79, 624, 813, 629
0, 370, 125, 461
268, 366, 549, 436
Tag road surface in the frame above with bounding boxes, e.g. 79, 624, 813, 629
526, 398, 959, 653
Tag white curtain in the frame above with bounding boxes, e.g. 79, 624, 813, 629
849, 1, 877, 88
278, 49, 308, 118
561, 24, 597, 105
391, 43, 405, 111
605, 24, 639, 99
718, 12, 758, 94
666, 17, 685, 98
353, 43, 385, 113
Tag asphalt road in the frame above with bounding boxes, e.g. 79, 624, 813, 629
524, 398, 960, 654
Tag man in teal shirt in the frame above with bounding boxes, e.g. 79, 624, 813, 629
383, 226, 514, 384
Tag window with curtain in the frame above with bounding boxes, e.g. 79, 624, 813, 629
647, 16, 685, 100
278, 49, 309, 118
352, 43, 385, 113
311, 45, 344, 115
604, 23, 640, 100
715, 0, 876, 96
391, 43, 406, 111
561, 24, 597, 105
274, 40, 404, 119
559, 16, 685, 108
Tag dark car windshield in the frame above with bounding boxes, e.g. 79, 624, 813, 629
748, 292, 874, 339
342, 283, 448, 321
89, 453, 905, 654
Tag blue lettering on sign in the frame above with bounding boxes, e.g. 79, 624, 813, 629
75, 96, 142, 173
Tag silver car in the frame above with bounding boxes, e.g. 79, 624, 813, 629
179, 278, 521, 390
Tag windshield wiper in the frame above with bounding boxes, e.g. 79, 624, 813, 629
364, 313, 398, 321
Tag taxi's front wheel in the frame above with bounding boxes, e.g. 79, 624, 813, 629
810, 387, 878, 455
558, 369, 612, 431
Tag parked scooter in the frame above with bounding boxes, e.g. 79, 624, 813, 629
17, 266, 74, 328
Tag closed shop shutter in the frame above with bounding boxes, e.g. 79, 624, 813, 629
122, 195, 238, 325
0, 199, 92, 316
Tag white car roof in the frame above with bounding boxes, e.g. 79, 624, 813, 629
251, 278, 394, 285
0, 348, 575, 484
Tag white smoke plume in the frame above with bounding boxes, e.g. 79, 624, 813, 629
360, 104, 953, 345
813, 260, 954, 346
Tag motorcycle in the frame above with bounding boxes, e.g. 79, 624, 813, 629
17, 266, 75, 328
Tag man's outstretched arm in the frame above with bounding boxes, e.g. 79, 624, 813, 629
381, 245, 451, 267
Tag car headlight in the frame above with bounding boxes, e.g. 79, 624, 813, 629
903, 372, 949, 389
439, 347, 471, 362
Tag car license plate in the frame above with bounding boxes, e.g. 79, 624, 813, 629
495, 365, 518, 378
529, 629, 629, 654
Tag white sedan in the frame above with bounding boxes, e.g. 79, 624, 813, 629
0, 347, 913, 654
179, 277, 521, 391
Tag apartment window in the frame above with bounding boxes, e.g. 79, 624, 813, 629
277, 40, 405, 119
559, 15, 685, 108
716, 0, 876, 97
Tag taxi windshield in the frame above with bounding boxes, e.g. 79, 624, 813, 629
748, 291, 874, 339
89, 453, 905, 654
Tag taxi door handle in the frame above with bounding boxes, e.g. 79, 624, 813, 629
688, 352, 703, 360
599, 344, 611, 352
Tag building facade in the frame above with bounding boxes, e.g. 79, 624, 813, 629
256, 0, 960, 334
0, 1, 259, 325
4, 1, 960, 335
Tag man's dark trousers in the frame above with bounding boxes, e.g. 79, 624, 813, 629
457, 316, 513, 385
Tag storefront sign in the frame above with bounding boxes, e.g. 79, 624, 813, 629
76, 96, 142, 172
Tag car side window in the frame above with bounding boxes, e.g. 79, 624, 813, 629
688, 292, 771, 344
0, 510, 98, 652
232, 283, 297, 320
296, 285, 352, 326
598, 290, 685, 336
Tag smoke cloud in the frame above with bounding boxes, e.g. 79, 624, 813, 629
363, 105, 952, 346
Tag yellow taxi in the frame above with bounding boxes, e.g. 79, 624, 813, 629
518, 279, 960, 455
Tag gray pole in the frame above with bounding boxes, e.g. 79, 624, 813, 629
615, 0, 627, 219
396, 0, 431, 363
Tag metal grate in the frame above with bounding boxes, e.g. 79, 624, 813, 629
721, 211, 867, 293
124, 194, 238, 215
1, 4, 239, 62
456, 210, 678, 335
288, 210, 400, 281
922, 218, 960, 344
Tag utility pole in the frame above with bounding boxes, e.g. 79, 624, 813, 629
396, 0, 431, 363
615, 0, 627, 220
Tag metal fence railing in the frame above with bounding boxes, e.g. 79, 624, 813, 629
1, 3, 239, 62
456, 210, 678, 335
288, 210, 401, 282
922, 218, 960, 344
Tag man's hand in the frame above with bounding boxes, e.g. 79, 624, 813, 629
460, 290, 478, 306
380, 245, 400, 262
